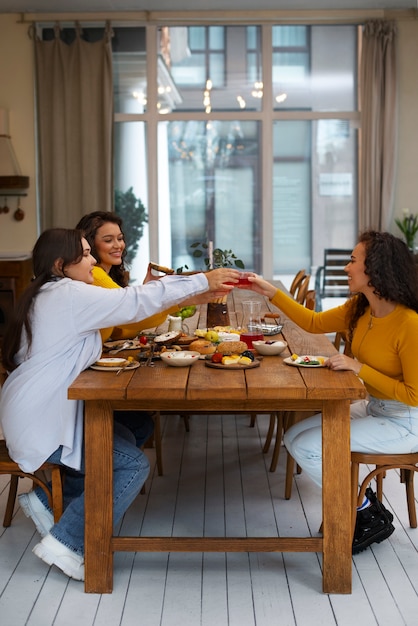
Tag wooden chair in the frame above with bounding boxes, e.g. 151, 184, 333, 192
289, 269, 307, 297
0, 366, 64, 527
351, 452, 418, 532
294, 274, 311, 305
304, 289, 316, 311
314, 248, 351, 311
143, 411, 163, 476
0, 441, 64, 527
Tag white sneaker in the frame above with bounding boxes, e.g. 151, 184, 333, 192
33, 533, 84, 581
18, 491, 53, 537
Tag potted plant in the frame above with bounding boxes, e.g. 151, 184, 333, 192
114, 187, 148, 266
189, 242, 245, 270
395, 209, 418, 252
185, 241, 245, 328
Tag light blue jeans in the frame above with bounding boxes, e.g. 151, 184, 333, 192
283, 397, 418, 488
35, 422, 149, 555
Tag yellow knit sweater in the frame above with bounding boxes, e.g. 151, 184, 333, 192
93, 266, 180, 342
270, 289, 418, 406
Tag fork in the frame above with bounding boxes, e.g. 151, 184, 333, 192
109, 341, 132, 355
145, 342, 156, 367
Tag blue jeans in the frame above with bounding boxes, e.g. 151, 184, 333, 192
283, 397, 418, 488
35, 422, 149, 556
114, 410, 155, 448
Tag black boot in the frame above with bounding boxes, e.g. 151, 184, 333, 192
352, 488, 395, 555
365, 487, 394, 523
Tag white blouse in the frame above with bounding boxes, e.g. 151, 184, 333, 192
0, 273, 208, 472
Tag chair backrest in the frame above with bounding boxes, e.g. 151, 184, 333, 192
314, 249, 351, 311
294, 274, 311, 305
334, 330, 353, 357
304, 289, 316, 311
289, 269, 307, 297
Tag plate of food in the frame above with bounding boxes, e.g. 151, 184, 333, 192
205, 358, 261, 370
283, 355, 328, 367
204, 350, 261, 369
103, 339, 142, 351
90, 358, 140, 372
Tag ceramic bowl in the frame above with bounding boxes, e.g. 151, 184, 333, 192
160, 350, 201, 367
252, 340, 288, 356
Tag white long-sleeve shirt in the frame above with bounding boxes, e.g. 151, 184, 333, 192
0, 273, 208, 472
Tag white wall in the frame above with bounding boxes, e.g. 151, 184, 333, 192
0, 14, 417, 255
0, 15, 37, 254
393, 20, 418, 229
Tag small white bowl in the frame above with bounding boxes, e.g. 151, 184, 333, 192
252, 340, 288, 356
160, 350, 201, 367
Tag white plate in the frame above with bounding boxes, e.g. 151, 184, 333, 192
90, 361, 140, 372
283, 355, 327, 368
103, 340, 142, 350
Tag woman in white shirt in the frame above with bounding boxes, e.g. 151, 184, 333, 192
0, 228, 239, 581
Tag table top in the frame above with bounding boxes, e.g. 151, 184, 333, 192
68, 287, 366, 409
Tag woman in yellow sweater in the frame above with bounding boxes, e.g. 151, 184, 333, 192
76, 211, 181, 342
241, 230, 418, 553
75, 211, 182, 448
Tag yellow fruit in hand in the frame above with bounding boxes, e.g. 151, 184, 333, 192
204, 330, 219, 343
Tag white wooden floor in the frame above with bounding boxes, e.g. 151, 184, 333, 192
1, 412, 418, 626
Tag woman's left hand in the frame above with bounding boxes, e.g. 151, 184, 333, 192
326, 353, 362, 375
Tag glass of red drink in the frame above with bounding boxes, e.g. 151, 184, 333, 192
239, 331, 264, 349
240, 300, 263, 348
225, 272, 252, 286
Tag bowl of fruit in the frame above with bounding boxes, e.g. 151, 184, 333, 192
252, 340, 288, 356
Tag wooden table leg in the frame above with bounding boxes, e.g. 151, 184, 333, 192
322, 399, 352, 594
84, 400, 114, 593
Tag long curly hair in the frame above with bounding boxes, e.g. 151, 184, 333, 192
347, 230, 418, 341
76, 211, 128, 287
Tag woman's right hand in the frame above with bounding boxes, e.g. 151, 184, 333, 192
242, 275, 278, 299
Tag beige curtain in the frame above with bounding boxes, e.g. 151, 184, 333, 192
359, 19, 397, 232
34, 23, 113, 229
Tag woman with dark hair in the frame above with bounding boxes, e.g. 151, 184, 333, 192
75, 211, 184, 447
0, 228, 238, 581
75, 211, 180, 342
240, 231, 418, 554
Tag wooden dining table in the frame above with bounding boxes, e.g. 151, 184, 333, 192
68, 287, 366, 594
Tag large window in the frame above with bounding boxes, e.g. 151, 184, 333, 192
112, 23, 359, 283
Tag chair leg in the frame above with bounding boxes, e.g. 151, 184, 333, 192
351, 460, 360, 537
49, 467, 64, 523
269, 413, 284, 472
3, 474, 19, 527
249, 413, 257, 428
263, 412, 278, 454
181, 414, 190, 432
153, 412, 163, 476
404, 469, 417, 528
284, 452, 295, 500
376, 466, 384, 501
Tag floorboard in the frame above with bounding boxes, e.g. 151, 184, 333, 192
0, 413, 417, 626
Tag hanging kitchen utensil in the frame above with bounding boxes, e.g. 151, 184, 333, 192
14, 197, 25, 221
